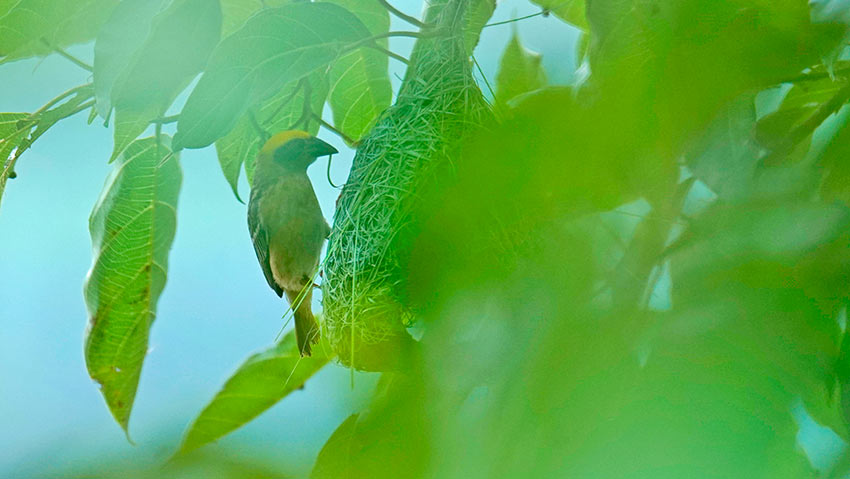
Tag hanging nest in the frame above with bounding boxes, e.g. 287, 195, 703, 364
322, 0, 493, 370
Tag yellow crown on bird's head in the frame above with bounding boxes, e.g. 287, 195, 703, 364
259, 130, 311, 156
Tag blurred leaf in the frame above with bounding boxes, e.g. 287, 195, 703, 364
688, 94, 760, 201
312, 414, 360, 479
820, 107, 850, 205
325, 0, 391, 143
495, 30, 547, 106
84, 137, 181, 433
220, 0, 293, 37
93, 0, 170, 118
215, 72, 329, 199
174, 2, 372, 150
0, 0, 119, 63
98, 0, 221, 160
176, 330, 333, 455
462, 0, 496, 55
530, 0, 587, 29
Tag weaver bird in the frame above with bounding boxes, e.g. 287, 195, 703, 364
248, 131, 337, 356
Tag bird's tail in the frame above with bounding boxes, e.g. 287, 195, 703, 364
286, 288, 320, 357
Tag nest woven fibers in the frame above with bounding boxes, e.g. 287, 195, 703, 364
322, 0, 493, 371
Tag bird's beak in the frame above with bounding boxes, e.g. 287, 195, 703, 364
306, 137, 338, 157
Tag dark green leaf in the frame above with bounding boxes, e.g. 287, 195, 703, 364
324, 0, 391, 143
312, 414, 360, 479
495, 30, 547, 106
174, 2, 373, 150
84, 137, 181, 433
0, 0, 119, 62
176, 331, 333, 455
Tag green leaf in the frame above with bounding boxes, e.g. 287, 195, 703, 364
0, 0, 119, 62
220, 0, 293, 37
176, 330, 333, 455
530, 0, 587, 30
84, 137, 181, 434
495, 30, 547, 106
324, 0, 391, 143
93, 0, 170, 118
312, 414, 360, 479
174, 2, 373, 150
110, 104, 157, 163
0, 112, 28, 166
100, 0, 220, 159
215, 72, 329, 200
463, 0, 496, 55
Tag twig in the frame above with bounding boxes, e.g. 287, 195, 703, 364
153, 114, 180, 124
377, 0, 427, 28
28, 83, 93, 120
472, 55, 496, 100
364, 43, 410, 64
41, 38, 93, 71
343, 30, 435, 56
313, 113, 356, 146
248, 110, 270, 141
484, 11, 548, 28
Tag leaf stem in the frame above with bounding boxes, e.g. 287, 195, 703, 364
41, 38, 93, 71
484, 10, 547, 28
364, 43, 410, 64
313, 113, 356, 146
153, 114, 180, 124
376, 0, 427, 28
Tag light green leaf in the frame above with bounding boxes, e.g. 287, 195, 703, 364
216, 73, 329, 200
95, 0, 221, 158
220, 0, 293, 37
495, 30, 547, 106
463, 0, 496, 55
530, 0, 587, 30
174, 2, 372, 150
0, 112, 28, 165
0, 0, 119, 63
93, 0, 170, 118
84, 137, 181, 434
110, 106, 157, 163
325, 0, 391, 143
176, 330, 333, 455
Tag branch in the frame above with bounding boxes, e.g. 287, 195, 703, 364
41, 38, 93, 71
377, 0, 427, 28
484, 11, 547, 28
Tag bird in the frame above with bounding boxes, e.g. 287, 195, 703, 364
248, 130, 337, 356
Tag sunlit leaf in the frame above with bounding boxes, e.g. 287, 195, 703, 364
530, 0, 587, 30
176, 331, 333, 455
84, 137, 181, 433
495, 30, 547, 106
0, 0, 119, 63
174, 2, 372, 150
215, 72, 329, 199
324, 0, 391, 143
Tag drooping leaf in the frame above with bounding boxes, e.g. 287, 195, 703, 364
324, 0, 391, 143
0, 0, 119, 63
462, 0, 496, 55
495, 30, 547, 106
84, 137, 181, 433
215, 72, 329, 200
176, 331, 333, 455
94, 0, 221, 160
174, 2, 373, 150
530, 0, 587, 30
93, 0, 170, 118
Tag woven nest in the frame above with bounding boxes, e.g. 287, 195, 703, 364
322, 0, 492, 369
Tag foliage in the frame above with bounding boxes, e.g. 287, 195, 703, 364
5, 0, 850, 477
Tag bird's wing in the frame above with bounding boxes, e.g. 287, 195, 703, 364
248, 195, 283, 297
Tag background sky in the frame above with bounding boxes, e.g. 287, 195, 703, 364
0, 1, 580, 477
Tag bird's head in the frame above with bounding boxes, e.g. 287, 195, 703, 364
257, 130, 338, 172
